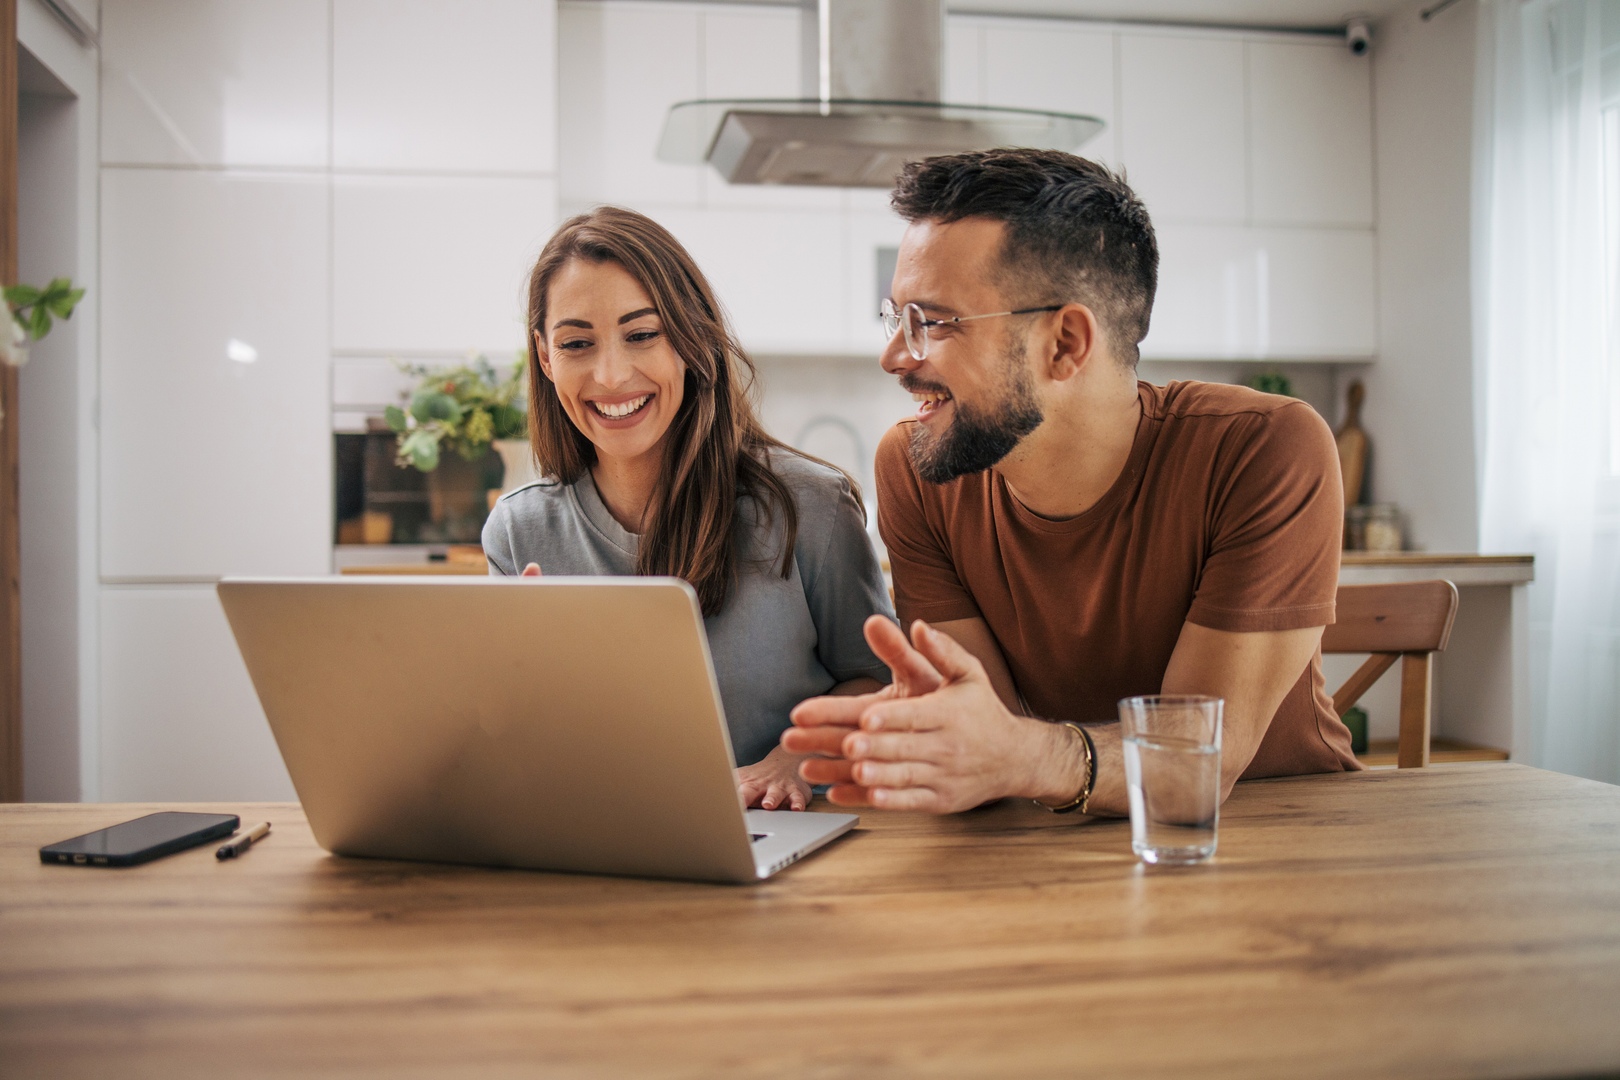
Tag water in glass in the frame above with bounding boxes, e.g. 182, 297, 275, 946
1123, 734, 1220, 865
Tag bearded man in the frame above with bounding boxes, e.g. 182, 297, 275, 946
784, 148, 1357, 816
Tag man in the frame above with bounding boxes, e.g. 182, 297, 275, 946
782, 148, 1355, 816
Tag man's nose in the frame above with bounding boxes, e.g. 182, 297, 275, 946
879, 326, 917, 377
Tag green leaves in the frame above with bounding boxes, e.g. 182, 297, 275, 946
388, 353, 528, 472
5, 277, 86, 342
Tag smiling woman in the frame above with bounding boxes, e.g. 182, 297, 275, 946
481, 207, 895, 811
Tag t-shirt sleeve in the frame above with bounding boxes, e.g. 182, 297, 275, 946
874, 424, 982, 626
480, 502, 517, 576
798, 472, 895, 685
1186, 402, 1343, 633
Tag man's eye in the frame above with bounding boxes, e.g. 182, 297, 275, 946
627, 329, 660, 343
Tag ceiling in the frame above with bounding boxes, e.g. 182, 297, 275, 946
950, 0, 1423, 31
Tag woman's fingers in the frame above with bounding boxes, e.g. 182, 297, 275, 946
520, 562, 542, 577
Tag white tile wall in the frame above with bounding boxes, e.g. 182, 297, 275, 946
332, 174, 558, 354
100, 0, 330, 167
1118, 33, 1248, 223
1248, 40, 1375, 227
100, 167, 332, 578
333, 0, 557, 174
99, 587, 295, 801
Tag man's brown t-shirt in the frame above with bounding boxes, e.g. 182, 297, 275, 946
876, 380, 1358, 779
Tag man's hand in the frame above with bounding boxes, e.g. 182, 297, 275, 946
736, 745, 814, 811
783, 617, 1083, 812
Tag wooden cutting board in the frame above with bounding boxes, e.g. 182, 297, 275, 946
1336, 379, 1368, 507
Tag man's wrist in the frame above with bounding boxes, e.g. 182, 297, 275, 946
1016, 716, 1088, 804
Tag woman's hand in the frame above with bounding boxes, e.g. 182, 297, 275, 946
520, 562, 542, 577
736, 745, 814, 811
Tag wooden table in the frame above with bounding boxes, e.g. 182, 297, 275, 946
3, 763, 1618, 1079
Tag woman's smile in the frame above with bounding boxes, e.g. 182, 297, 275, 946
587, 391, 656, 425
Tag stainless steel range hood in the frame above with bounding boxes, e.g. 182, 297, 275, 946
655, 0, 1105, 188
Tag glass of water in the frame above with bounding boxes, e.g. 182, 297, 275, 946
1118, 695, 1223, 865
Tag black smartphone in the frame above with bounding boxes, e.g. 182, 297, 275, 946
39, 812, 240, 867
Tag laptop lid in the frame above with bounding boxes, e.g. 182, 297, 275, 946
218, 576, 828, 883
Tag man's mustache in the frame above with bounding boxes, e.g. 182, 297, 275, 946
899, 374, 950, 396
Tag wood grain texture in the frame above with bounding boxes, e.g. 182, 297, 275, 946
1397, 653, 1433, 769
1339, 553, 1533, 567
0, 0, 20, 803
1322, 581, 1459, 654
3, 765, 1619, 1079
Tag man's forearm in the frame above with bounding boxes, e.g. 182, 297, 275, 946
1025, 719, 1127, 817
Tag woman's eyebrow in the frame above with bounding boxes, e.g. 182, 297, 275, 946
617, 307, 658, 324
553, 317, 591, 330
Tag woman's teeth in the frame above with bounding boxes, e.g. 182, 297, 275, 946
593, 395, 651, 419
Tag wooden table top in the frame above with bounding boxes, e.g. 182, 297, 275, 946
3, 763, 1618, 1079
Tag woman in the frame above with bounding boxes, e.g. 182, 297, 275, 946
482, 206, 894, 811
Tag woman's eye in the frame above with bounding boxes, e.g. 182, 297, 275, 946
556, 338, 592, 351
626, 329, 660, 344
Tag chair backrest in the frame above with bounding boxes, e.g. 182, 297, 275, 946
1324, 580, 1460, 769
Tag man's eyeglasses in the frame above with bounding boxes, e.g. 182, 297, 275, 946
880, 298, 1066, 361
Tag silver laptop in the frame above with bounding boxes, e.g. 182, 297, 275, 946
216, 576, 857, 883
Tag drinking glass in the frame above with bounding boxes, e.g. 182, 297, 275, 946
1118, 695, 1223, 865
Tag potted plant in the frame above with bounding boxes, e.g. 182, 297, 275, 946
385, 355, 530, 538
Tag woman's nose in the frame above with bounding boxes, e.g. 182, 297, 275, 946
591, 342, 636, 388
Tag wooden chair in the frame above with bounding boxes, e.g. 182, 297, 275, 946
1323, 580, 1460, 768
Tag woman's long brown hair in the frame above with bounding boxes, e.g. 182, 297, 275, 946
525, 206, 851, 616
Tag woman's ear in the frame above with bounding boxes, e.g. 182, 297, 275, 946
534, 329, 553, 381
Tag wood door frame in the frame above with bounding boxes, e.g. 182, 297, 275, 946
1, 0, 20, 802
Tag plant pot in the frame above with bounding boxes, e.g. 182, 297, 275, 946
425, 449, 499, 542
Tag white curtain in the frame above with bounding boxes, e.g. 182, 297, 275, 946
1475, 0, 1620, 784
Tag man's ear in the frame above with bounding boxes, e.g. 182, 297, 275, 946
534, 329, 553, 382
1048, 303, 1100, 382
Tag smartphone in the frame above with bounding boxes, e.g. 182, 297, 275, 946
39, 812, 240, 867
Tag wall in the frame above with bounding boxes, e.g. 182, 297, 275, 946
1353, 0, 1479, 550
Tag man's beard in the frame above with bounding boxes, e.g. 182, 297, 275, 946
906, 337, 1044, 485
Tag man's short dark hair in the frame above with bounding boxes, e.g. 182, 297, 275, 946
890, 148, 1158, 367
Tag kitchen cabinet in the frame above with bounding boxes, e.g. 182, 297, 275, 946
334, 0, 556, 174
1119, 33, 1248, 224
981, 19, 1117, 168
657, 206, 849, 355
99, 587, 294, 801
559, 1, 704, 208
100, 0, 330, 169
100, 167, 332, 579
1248, 39, 1375, 226
332, 174, 557, 355
1144, 224, 1376, 360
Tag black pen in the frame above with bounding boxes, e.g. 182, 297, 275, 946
215, 821, 271, 860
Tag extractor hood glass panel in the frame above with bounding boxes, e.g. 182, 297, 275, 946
657, 99, 1105, 187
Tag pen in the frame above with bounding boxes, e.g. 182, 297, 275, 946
215, 821, 271, 860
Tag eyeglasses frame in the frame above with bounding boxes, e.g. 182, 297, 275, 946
879, 298, 1068, 361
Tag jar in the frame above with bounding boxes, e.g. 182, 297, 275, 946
1363, 503, 1403, 553
1344, 504, 1368, 551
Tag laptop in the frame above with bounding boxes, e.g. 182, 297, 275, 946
216, 576, 857, 883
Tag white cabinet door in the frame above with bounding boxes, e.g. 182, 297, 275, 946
101, 0, 329, 168
1249, 40, 1374, 227
983, 20, 1116, 167
657, 206, 848, 356
332, 174, 558, 354
559, 1, 704, 208
100, 168, 331, 579
1119, 33, 1246, 223
99, 586, 294, 802
334, 0, 557, 174
1144, 225, 1375, 361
